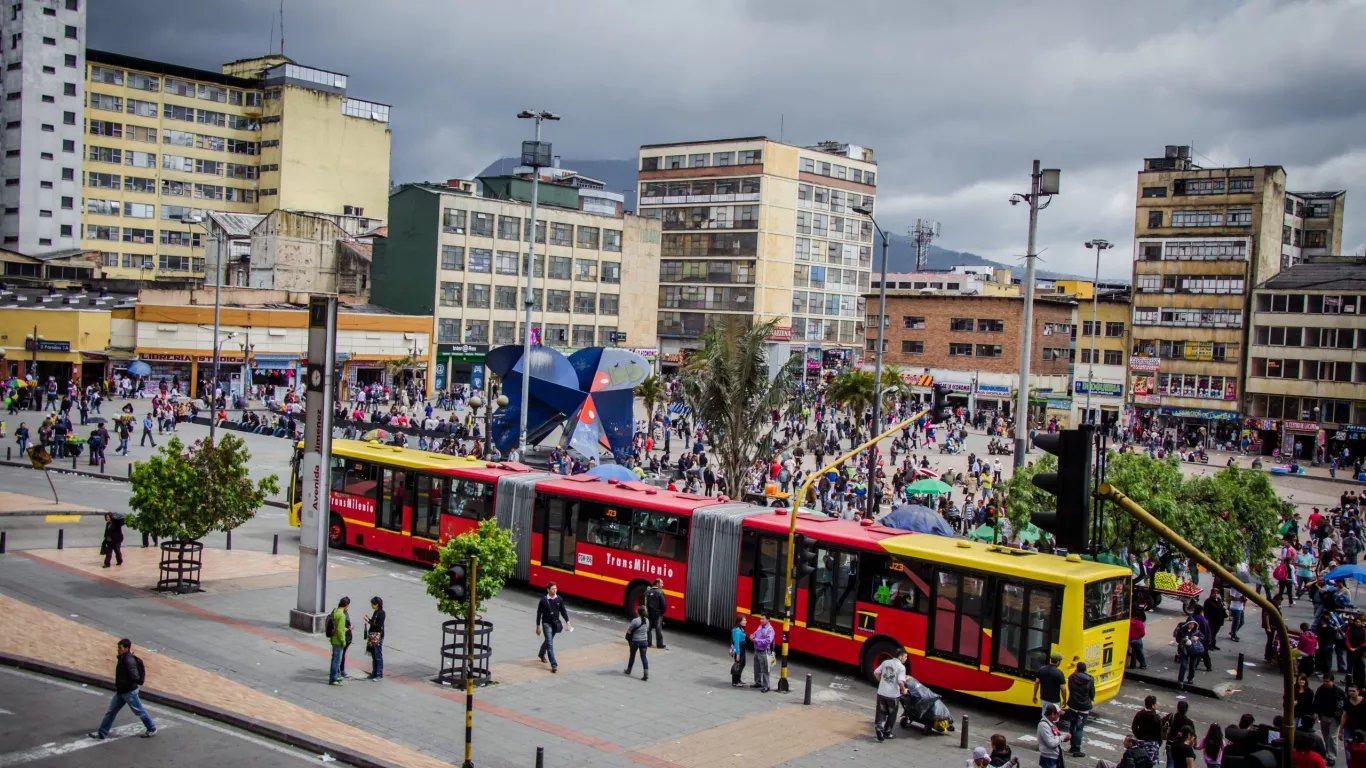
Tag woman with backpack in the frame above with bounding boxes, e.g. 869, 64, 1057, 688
1175, 620, 1206, 689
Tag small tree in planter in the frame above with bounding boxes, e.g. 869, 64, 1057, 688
127, 435, 279, 592
423, 518, 516, 686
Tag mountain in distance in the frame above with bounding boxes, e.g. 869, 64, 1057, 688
476, 157, 1087, 281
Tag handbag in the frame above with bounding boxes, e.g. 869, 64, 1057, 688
729, 658, 744, 676
367, 631, 381, 648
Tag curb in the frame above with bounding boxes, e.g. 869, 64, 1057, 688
0, 460, 288, 509
1123, 669, 1222, 699
0, 510, 109, 517
0, 651, 407, 768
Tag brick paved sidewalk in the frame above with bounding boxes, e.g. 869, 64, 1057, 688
0, 490, 103, 516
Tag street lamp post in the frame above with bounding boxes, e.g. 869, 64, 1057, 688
1083, 239, 1113, 424
853, 205, 888, 517
186, 214, 224, 444
515, 110, 560, 460
467, 394, 508, 458
1008, 161, 1060, 467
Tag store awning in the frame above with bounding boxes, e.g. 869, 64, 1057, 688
252, 354, 299, 371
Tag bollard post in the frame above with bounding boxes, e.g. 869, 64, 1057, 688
72, 454, 77, 470
6, 446, 9, 461
803, 674, 812, 705
1236, 652, 1245, 681
272, 533, 279, 555
226, 530, 232, 550
100, 458, 106, 474
960, 715, 969, 749
128, 463, 133, 478
535, 747, 544, 768
57, 528, 64, 550
1, 531, 6, 554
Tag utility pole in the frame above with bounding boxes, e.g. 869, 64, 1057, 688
1083, 239, 1113, 424
1010, 161, 1060, 468
516, 111, 559, 458
853, 204, 887, 516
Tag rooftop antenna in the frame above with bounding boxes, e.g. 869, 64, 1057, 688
268, 13, 275, 56
280, 0, 285, 55
780, 114, 784, 144
909, 218, 941, 272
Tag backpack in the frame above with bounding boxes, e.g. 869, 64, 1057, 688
324, 612, 337, 638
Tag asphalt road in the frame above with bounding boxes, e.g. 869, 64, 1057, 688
0, 667, 326, 767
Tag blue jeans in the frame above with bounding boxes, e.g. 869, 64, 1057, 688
98, 689, 155, 737
329, 643, 344, 682
626, 641, 649, 673
1178, 653, 1196, 683
538, 623, 558, 667
370, 642, 383, 678
1040, 757, 1059, 768
1068, 710, 1090, 753
1129, 639, 1147, 668
1229, 608, 1245, 638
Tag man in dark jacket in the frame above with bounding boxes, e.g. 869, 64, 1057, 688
1066, 661, 1096, 758
646, 579, 668, 649
535, 582, 571, 673
1315, 672, 1346, 765
102, 512, 125, 568
1203, 591, 1228, 652
89, 638, 157, 739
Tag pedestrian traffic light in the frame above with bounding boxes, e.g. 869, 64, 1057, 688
1030, 425, 1094, 553
793, 535, 818, 581
930, 383, 952, 422
447, 561, 469, 604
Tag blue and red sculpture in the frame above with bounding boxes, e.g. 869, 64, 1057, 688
486, 344, 650, 462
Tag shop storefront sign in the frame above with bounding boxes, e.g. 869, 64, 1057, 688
138, 353, 191, 362
437, 343, 489, 364
1158, 407, 1239, 421
1135, 394, 1161, 406
25, 339, 70, 352
1283, 420, 1320, 432
976, 383, 1010, 396
1073, 380, 1124, 397
659, 352, 684, 364
253, 354, 300, 371
1129, 357, 1160, 372
940, 381, 973, 393
765, 326, 793, 341
626, 348, 658, 361
195, 355, 244, 364
903, 373, 934, 387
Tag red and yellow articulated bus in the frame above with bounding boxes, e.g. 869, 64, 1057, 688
291, 439, 1131, 706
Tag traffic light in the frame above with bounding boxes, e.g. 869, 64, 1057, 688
793, 535, 818, 581
447, 561, 469, 606
930, 383, 952, 422
1030, 425, 1094, 553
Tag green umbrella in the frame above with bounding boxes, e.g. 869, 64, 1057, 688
1016, 523, 1044, 544
968, 523, 997, 542
906, 478, 953, 495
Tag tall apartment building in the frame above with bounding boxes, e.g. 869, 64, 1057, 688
0, 0, 86, 254
370, 175, 661, 393
636, 138, 878, 361
1054, 281, 1131, 427
1282, 190, 1346, 267
1129, 145, 1302, 446
1245, 258, 1366, 459
81, 50, 391, 282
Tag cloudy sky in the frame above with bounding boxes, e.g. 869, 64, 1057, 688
92, 0, 1366, 278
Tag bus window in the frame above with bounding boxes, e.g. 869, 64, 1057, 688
580, 502, 630, 549
858, 554, 923, 613
808, 546, 857, 635
751, 534, 786, 618
411, 475, 443, 540
992, 580, 1058, 678
630, 509, 688, 561
377, 469, 407, 532
329, 456, 347, 491
449, 480, 493, 520
1084, 577, 1131, 629
335, 460, 377, 498
929, 569, 987, 664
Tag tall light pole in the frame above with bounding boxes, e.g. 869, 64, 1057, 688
853, 205, 888, 516
515, 110, 559, 458
1082, 239, 1113, 424
187, 214, 224, 444
1008, 161, 1060, 468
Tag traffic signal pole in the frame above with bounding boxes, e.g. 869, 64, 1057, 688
1095, 483, 1294, 762
777, 407, 931, 692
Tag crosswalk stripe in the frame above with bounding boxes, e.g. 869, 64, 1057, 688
0, 723, 171, 767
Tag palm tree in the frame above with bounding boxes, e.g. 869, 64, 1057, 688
680, 318, 800, 498
635, 375, 664, 421
825, 369, 876, 427
879, 364, 911, 404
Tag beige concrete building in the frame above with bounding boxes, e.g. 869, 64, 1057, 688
206, 210, 371, 296
636, 138, 878, 362
1245, 258, 1366, 459
371, 176, 661, 392
1283, 190, 1346, 266
1128, 145, 1294, 445
81, 50, 390, 282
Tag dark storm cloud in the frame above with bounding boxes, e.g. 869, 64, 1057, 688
90, 0, 1366, 277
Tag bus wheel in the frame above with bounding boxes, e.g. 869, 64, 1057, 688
328, 514, 346, 549
623, 582, 648, 618
861, 638, 899, 683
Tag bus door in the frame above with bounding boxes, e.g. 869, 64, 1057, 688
743, 532, 787, 619
411, 475, 444, 541
807, 544, 857, 636
543, 496, 579, 571
990, 579, 1059, 678
928, 567, 988, 667
377, 468, 410, 538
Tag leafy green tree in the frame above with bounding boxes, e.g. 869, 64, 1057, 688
680, 318, 800, 498
127, 435, 279, 542
424, 519, 518, 617
826, 369, 876, 426
635, 375, 664, 421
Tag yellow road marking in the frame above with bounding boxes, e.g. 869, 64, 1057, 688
45, 515, 81, 522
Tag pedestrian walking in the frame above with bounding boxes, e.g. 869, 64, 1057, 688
139, 414, 156, 447
327, 596, 350, 685
364, 596, 385, 680
88, 638, 157, 740
873, 647, 909, 742
14, 421, 28, 456
729, 615, 747, 687
1316, 672, 1346, 766
623, 605, 650, 680
750, 613, 775, 692
1170, 726, 1198, 768
1163, 698, 1195, 768
1228, 591, 1246, 643
1175, 619, 1206, 689
100, 512, 124, 568
646, 578, 667, 649
1032, 651, 1066, 715
1037, 704, 1071, 767
1130, 610, 1149, 669
1066, 660, 1095, 758
535, 582, 571, 673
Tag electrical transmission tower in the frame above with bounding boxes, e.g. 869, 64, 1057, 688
910, 218, 941, 272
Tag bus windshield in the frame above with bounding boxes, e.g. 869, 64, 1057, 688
1084, 576, 1132, 629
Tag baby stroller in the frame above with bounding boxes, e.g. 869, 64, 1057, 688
898, 677, 954, 734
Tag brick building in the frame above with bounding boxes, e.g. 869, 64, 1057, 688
865, 292, 1075, 422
